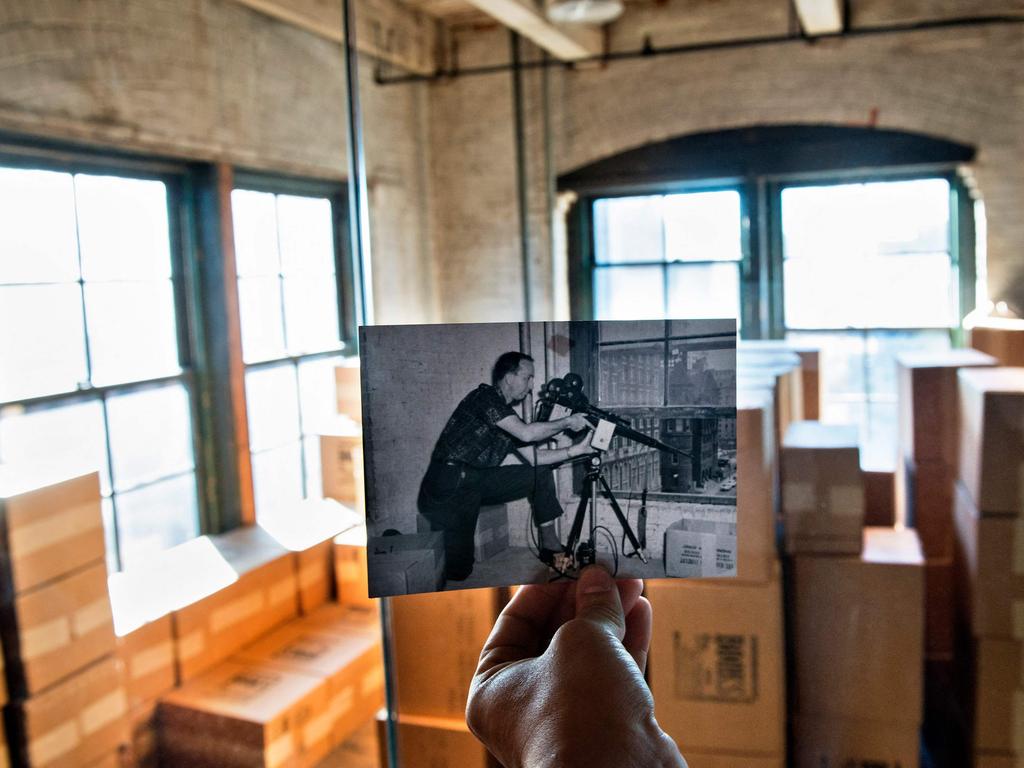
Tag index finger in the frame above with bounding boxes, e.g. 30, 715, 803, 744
475, 582, 571, 681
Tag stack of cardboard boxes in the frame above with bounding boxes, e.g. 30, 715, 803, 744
649, 390, 786, 767
969, 321, 1024, 367
792, 527, 925, 767
0, 468, 129, 767
896, 350, 996, 667
378, 588, 502, 768
953, 368, 1024, 766
320, 361, 365, 513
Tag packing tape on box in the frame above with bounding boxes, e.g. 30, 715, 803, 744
29, 720, 79, 766
265, 731, 294, 768
21, 616, 72, 660
303, 708, 334, 750
177, 629, 205, 661
360, 666, 384, 698
73, 597, 112, 636
209, 591, 265, 636
331, 686, 355, 720
783, 482, 815, 510
130, 641, 174, 680
10, 502, 103, 558
81, 687, 127, 735
268, 578, 296, 608
298, 563, 324, 591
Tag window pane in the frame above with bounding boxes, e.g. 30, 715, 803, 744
0, 284, 88, 401
237, 276, 286, 363
245, 364, 300, 451
0, 168, 79, 283
283, 276, 341, 355
0, 400, 111, 493
107, 384, 195, 492
667, 263, 740, 321
298, 355, 345, 434
302, 434, 323, 500
667, 344, 736, 406
599, 320, 665, 343
75, 175, 172, 281
663, 191, 742, 262
115, 474, 199, 571
598, 341, 665, 405
84, 280, 181, 385
594, 197, 663, 264
252, 444, 304, 519
277, 195, 336, 275
594, 266, 664, 321
231, 190, 280, 277
669, 319, 737, 338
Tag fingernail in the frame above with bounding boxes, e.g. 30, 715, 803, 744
579, 565, 612, 594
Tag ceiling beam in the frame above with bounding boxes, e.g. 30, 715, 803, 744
461, 0, 602, 60
231, 0, 439, 75
792, 0, 843, 36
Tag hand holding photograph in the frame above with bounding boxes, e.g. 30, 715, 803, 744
360, 319, 737, 596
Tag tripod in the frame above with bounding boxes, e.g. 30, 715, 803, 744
562, 454, 649, 570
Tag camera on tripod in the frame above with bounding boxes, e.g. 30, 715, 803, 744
533, 374, 690, 575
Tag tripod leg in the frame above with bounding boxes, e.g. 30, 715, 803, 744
565, 475, 592, 559
598, 475, 649, 563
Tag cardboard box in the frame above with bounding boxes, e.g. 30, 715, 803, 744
975, 754, 1023, 768
84, 752, 120, 768
926, 559, 955, 659
793, 528, 924, 725
334, 526, 375, 611
9, 655, 128, 768
958, 367, 1024, 516
793, 715, 919, 768
1, 559, 115, 696
896, 349, 996, 469
863, 469, 896, 527
236, 609, 384, 747
474, 506, 509, 563
375, 712, 494, 768
160, 658, 327, 768
781, 421, 863, 555
259, 498, 361, 616
116, 615, 175, 709
329, 717, 379, 768
663, 520, 736, 578
647, 571, 785, 756
974, 638, 1024, 754
902, 458, 957, 560
0, 468, 105, 595
953, 480, 1024, 639
970, 321, 1024, 367
390, 589, 498, 719
336, 361, 362, 423
736, 390, 777, 583
739, 339, 820, 420
172, 527, 298, 682
736, 350, 803, 447
367, 532, 445, 598
320, 422, 364, 509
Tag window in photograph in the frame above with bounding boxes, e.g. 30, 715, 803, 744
0, 165, 198, 572
231, 185, 351, 520
577, 320, 737, 502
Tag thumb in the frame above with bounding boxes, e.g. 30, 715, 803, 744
575, 565, 626, 640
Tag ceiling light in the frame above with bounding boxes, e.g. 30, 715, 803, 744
547, 0, 623, 25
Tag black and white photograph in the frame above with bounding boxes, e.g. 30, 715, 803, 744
360, 319, 737, 597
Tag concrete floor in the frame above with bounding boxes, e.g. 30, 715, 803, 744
446, 545, 669, 591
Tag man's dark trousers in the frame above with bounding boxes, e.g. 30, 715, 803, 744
417, 460, 562, 580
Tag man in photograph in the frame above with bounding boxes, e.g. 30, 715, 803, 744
418, 351, 594, 581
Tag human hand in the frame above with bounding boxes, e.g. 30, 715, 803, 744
566, 412, 590, 432
466, 567, 687, 768
567, 429, 599, 459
